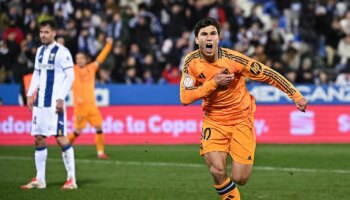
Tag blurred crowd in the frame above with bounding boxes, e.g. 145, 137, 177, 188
1, 0, 350, 87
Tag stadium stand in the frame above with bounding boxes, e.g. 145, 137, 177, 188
0, 0, 349, 88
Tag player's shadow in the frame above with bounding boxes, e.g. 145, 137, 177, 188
50, 178, 99, 188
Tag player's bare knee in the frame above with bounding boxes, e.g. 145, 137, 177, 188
74, 130, 81, 136
34, 135, 46, 147
55, 136, 69, 147
232, 174, 250, 186
209, 164, 227, 181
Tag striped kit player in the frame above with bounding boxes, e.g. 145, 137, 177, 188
21, 19, 77, 190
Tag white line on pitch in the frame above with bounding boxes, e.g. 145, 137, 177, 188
1, 156, 350, 174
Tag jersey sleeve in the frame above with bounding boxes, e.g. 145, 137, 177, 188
56, 67, 74, 100
57, 48, 74, 70
27, 69, 40, 97
88, 41, 113, 73
34, 47, 41, 70
233, 51, 304, 103
179, 55, 218, 105
96, 41, 112, 65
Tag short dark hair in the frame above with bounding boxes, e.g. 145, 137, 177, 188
194, 18, 221, 37
39, 19, 57, 30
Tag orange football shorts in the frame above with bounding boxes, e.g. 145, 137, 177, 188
74, 104, 103, 130
200, 114, 256, 165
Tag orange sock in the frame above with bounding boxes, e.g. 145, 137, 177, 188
68, 132, 79, 144
95, 133, 104, 155
215, 178, 240, 200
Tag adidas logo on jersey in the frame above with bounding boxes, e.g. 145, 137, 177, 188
197, 73, 206, 79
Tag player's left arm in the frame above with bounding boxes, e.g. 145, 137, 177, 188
56, 49, 75, 113
92, 37, 113, 72
235, 51, 308, 112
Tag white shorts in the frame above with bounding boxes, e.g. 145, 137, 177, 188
31, 106, 67, 137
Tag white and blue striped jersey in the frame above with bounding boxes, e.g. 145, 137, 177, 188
29, 42, 74, 107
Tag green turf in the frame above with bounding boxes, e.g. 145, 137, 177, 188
0, 144, 350, 200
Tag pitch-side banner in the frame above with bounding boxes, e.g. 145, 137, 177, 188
0, 105, 350, 145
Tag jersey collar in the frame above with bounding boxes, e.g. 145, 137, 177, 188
199, 47, 222, 63
44, 41, 57, 50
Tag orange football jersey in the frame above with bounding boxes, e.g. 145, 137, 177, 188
180, 47, 304, 125
72, 42, 112, 106
73, 62, 98, 105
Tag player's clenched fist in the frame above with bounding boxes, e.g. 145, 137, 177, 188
213, 68, 234, 86
296, 98, 308, 112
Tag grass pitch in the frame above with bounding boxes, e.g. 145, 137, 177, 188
0, 144, 350, 200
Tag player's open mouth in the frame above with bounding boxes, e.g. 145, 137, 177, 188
205, 43, 213, 53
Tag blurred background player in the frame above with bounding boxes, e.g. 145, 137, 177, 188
68, 37, 113, 159
180, 18, 307, 199
21, 19, 77, 189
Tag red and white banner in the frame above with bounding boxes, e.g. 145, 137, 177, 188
0, 105, 350, 145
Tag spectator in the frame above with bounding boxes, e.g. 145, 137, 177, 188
325, 18, 345, 67
161, 62, 181, 84
163, 2, 187, 39
340, 10, 350, 35
78, 28, 97, 57
107, 13, 130, 44
124, 66, 143, 85
0, 40, 11, 83
140, 53, 160, 80
296, 57, 315, 84
110, 43, 125, 83
97, 68, 112, 84
314, 69, 333, 85
22, 7, 35, 30
252, 44, 267, 64
0, 0, 348, 86
265, 19, 285, 61
282, 42, 300, 71
336, 34, 350, 70
129, 15, 153, 54
3, 18, 23, 46
143, 69, 155, 84
54, 0, 74, 21
219, 21, 233, 48
335, 67, 350, 86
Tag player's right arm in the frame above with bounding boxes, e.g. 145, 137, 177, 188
179, 55, 215, 105
179, 54, 234, 105
26, 70, 40, 112
26, 48, 41, 112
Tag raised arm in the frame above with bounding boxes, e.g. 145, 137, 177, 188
95, 37, 113, 66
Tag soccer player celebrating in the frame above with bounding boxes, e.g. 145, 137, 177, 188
67, 37, 113, 159
180, 18, 308, 199
21, 19, 77, 189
